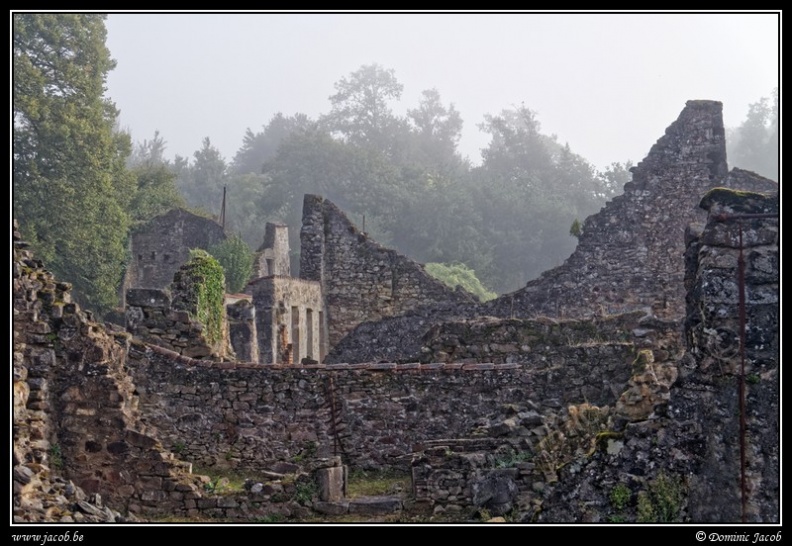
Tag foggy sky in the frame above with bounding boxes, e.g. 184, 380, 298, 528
104, 12, 780, 171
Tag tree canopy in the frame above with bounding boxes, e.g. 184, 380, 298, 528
13, 14, 131, 313
727, 88, 778, 181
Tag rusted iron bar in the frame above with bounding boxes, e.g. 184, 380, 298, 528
713, 212, 778, 222
737, 220, 748, 523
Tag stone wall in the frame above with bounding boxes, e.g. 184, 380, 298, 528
125, 259, 230, 360
678, 187, 779, 522
527, 188, 779, 523
124, 332, 642, 473
325, 101, 778, 365
484, 102, 778, 322
227, 298, 258, 363
251, 222, 291, 279
122, 208, 226, 304
247, 276, 325, 364
299, 194, 476, 348
12, 221, 207, 520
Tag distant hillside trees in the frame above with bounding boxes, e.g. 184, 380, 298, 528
172, 64, 629, 295
727, 88, 778, 181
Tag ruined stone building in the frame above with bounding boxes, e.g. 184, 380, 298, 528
121, 208, 227, 306
13, 99, 779, 523
326, 100, 778, 364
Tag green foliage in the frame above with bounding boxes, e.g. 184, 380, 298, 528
175, 64, 631, 297
186, 249, 226, 346
610, 483, 631, 511
13, 14, 131, 314
323, 63, 404, 151
128, 163, 185, 227
208, 235, 254, 293
491, 447, 533, 468
48, 444, 64, 469
636, 473, 685, 523
570, 218, 582, 238
346, 469, 410, 498
290, 442, 318, 464
175, 137, 227, 215
294, 481, 318, 505
425, 262, 497, 302
231, 113, 313, 175
126, 131, 185, 226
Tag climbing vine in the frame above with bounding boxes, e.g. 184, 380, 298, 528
186, 249, 225, 346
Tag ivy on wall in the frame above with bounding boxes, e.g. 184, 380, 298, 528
186, 249, 225, 346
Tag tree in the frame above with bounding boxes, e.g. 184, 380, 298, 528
403, 88, 467, 176
14, 14, 131, 313
230, 113, 313, 175
128, 129, 169, 168
728, 89, 778, 181
323, 64, 404, 153
125, 131, 185, 227
175, 137, 227, 215
208, 235, 254, 294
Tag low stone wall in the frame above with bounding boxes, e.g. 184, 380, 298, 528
125, 332, 642, 473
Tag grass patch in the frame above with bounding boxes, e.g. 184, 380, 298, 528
346, 468, 411, 498
192, 467, 259, 495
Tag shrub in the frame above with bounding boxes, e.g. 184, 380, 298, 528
425, 262, 497, 302
208, 235, 254, 294
186, 249, 225, 345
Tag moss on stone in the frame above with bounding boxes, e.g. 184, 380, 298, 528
700, 187, 776, 213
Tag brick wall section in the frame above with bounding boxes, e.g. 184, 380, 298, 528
484, 101, 778, 322
299, 194, 476, 348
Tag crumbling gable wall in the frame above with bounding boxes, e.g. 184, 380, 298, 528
485, 101, 778, 322
251, 222, 291, 279
300, 194, 476, 348
533, 188, 779, 523
122, 208, 226, 302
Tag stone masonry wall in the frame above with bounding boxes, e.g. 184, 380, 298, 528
527, 188, 779, 523
678, 188, 779, 522
124, 333, 640, 473
247, 276, 325, 364
13, 221, 209, 520
326, 102, 778, 366
251, 222, 291, 278
300, 194, 477, 348
122, 208, 226, 305
484, 101, 778, 322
